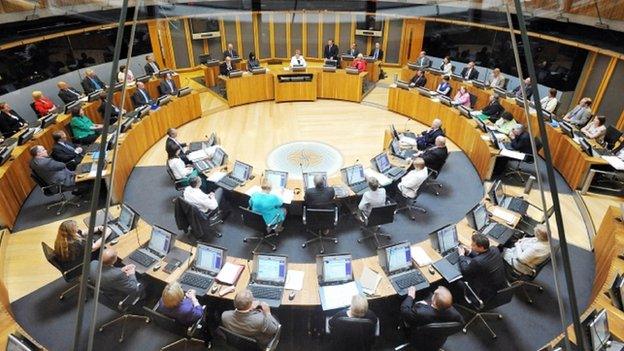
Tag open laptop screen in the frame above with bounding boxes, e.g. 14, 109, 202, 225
322, 254, 352, 283
344, 165, 365, 185
255, 254, 287, 284
373, 153, 392, 173
231, 161, 252, 181
212, 148, 226, 166
148, 226, 172, 256
303, 172, 327, 189
195, 244, 224, 274
472, 203, 488, 231
117, 204, 136, 231
386, 242, 412, 273
265, 170, 288, 189
436, 225, 459, 253
494, 180, 504, 205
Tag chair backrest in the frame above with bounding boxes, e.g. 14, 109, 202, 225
483, 283, 515, 310
30, 102, 39, 117
31, 172, 61, 197
240, 206, 269, 233
366, 202, 397, 227
524, 137, 542, 164
157, 84, 164, 96
30, 171, 47, 187
41, 242, 64, 273
218, 326, 262, 351
412, 321, 464, 351
143, 303, 189, 338
303, 206, 337, 231
329, 317, 376, 351
604, 126, 623, 149
469, 93, 477, 109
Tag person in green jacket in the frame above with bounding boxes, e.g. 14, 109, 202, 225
249, 179, 287, 231
69, 105, 102, 145
494, 111, 517, 135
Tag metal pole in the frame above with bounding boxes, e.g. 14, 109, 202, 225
71, 1, 130, 349
511, 0, 586, 349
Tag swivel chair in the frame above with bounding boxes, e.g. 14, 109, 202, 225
174, 197, 223, 239
604, 126, 622, 150
358, 201, 397, 247
240, 206, 279, 254
326, 316, 379, 351
94, 283, 149, 343
469, 93, 477, 109
394, 321, 463, 351
421, 167, 443, 196
505, 137, 542, 184
143, 303, 210, 350
219, 324, 281, 351
302, 206, 338, 254
515, 204, 554, 237
165, 163, 186, 191
31, 172, 80, 215
507, 256, 552, 304
41, 242, 83, 300
394, 189, 427, 220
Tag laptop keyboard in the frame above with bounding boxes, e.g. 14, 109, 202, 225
194, 160, 212, 172
394, 270, 426, 290
0, 138, 17, 148
593, 148, 611, 157
350, 182, 368, 194
180, 272, 213, 289
218, 176, 240, 190
387, 167, 405, 178
129, 250, 157, 267
76, 163, 92, 174
485, 223, 507, 239
189, 142, 203, 152
249, 285, 283, 300
445, 250, 460, 266
501, 142, 512, 149
506, 198, 528, 214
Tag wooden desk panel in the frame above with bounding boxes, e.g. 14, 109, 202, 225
203, 65, 220, 88
315, 69, 367, 102
220, 73, 275, 107
274, 72, 317, 102
367, 61, 381, 83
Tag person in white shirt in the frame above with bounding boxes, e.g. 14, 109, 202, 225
167, 148, 202, 186
183, 176, 223, 213
117, 65, 135, 83
540, 88, 558, 113
503, 224, 550, 275
398, 158, 428, 198
290, 49, 306, 68
440, 56, 453, 76
581, 115, 607, 144
486, 68, 506, 89
358, 177, 386, 217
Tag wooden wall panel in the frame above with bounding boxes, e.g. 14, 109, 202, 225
240, 13, 254, 58
306, 13, 319, 58
258, 13, 271, 59
568, 0, 624, 21
273, 13, 287, 58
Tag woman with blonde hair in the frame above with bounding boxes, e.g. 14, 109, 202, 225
53, 220, 108, 269
249, 178, 287, 230
32, 90, 57, 117
157, 282, 212, 345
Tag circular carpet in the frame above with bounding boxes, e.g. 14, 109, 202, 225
266, 141, 344, 179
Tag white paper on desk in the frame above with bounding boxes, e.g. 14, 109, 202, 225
410, 246, 432, 267
187, 149, 208, 162
470, 110, 481, 116
284, 270, 304, 291
601, 156, 624, 171
500, 148, 525, 161
245, 186, 294, 204
491, 207, 516, 225
486, 125, 497, 131
208, 171, 227, 182
364, 168, 391, 186
481, 135, 491, 142
319, 281, 359, 311
399, 136, 417, 146
359, 267, 381, 295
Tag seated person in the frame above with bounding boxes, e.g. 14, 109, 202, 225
221, 289, 280, 348
32, 90, 57, 117
54, 219, 109, 270
304, 174, 335, 209
540, 88, 558, 113
414, 51, 430, 68
69, 105, 102, 145
157, 282, 211, 344
358, 177, 386, 217
508, 124, 532, 154
97, 92, 122, 124
0, 102, 27, 138
132, 81, 154, 106
249, 179, 286, 231
480, 94, 504, 122
329, 294, 377, 330
419, 136, 448, 173
183, 176, 221, 212
494, 111, 517, 135
562, 97, 592, 127
220, 56, 235, 76
511, 77, 533, 100
369, 42, 384, 61
223, 43, 238, 59
160, 73, 178, 96
435, 76, 451, 96
486, 68, 506, 89
440, 56, 453, 76
290, 49, 307, 68
416, 118, 444, 150
117, 65, 135, 83
247, 52, 260, 70
458, 233, 507, 301
347, 43, 360, 57
581, 115, 607, 144
400, 286, 463, 328
144, 54, 160, 75
351, 53, 367, 73
82, 69, 107, 94
503, 224, 550, 275
409, 70, 426, 88
460, 61, 479, 80
398, 158, 428, 199
452, 86, 471, 108
29, 145, 81, 190
51, 130, 84, 170
57, 81, 83, 104
89, 248, 143, 304
168, 149, 200, 187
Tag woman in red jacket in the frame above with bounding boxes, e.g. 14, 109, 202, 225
32, 90, 57, 117
352, 53, 367, 73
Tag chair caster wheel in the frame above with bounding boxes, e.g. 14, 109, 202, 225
302, 244, 306, 248
217, 233, 222, 237
271, 247, 276, 251
462, 328, 467, 334
492, 335, 497, 340
357, 239, 362, 243
538, 287, 544, 292
334, 239, 338, 243
59, 295, 65, 300
243, 239, 248, 243
99, 327, 103, 332
527, 299, 534, 304
118, 338, 124, 343
146, 318, 150, 323
498, 314, 503, 319
320, 249, 325, 254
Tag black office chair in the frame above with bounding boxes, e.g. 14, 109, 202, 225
30, 102, 41, 118
143, 303, 210, 350
515, 204, 554, 237
93, 283, 149, 343
505, 137, 543, 183
41, 242, 83, 300
358, 201, 397, 246
455, 281, 516, 339
468, 93, 477, 109
173, 197, 223, 239
30, 172, 80, 215
165, 162, 186, 191
218, 324, 281, 351
507, 255, 552, 304
421, 167, 443, 196
326, 316, 379, 351
302, 206, 338, 254
604, 126, 623, 150
394, 189, 427, 221
395, 321, 463, 351
240, 206, 279, 254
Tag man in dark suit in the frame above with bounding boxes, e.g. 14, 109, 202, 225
347, 43, 359, 57
414, 51, 431, 68
223, 43, 238, 59
416, 119, 444, 151
481, 94, 505, 122
458, 233, 507, 302
460, 61, 479, 80
304, 174, 335, 209
220, 56, 234, 76
409, 70, 427, 88
165, 128, 189, 163
369, 42, 384, 61
159, 73, 178, 96
420, 136, 448, 173
144, 54, 160, 75
81, 69, 106, 94
89, 248, 143, 304
401, 286, 463, 328
323, 39, 339, 61
50, 131, 83, 171
512, 77, 533, 100
0, 102, 27, 138
509, 124, 532, 154
57, 81, 83, 104
97, 92, 121, 124
132, 82, 154, 107
29, 145, 76, 188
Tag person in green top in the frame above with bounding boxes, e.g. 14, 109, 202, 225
69, 105, 102, 145
249, 179, 287, 231
494, 111, 517, 135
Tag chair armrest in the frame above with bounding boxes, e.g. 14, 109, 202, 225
302, 206, 307, 225
187, 305, 206, 337
266, 324, 281, 351
510, 258, 537, 279
42, 183, 63, 195
333, 207, 339, 226
62, 263, 84, 279
427, 167, 439, 178
118, 283, 142, 310
461, 280, 484, 309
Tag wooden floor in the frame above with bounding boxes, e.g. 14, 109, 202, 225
3, 70, 621, 303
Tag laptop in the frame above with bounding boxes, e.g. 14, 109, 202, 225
83, 204, 139, 239
377, 241, 429, 295
488, 180, 528, 214
189, 132, 217, 152
265, 169, 288, 189
178, 243, 225, 295
341, 164, 369, 195
430, 225, 463, 283
126, 226, 174, 269
194, 147, 227, 173
371, 152, 406, 180
303, 171, 327, 189
317, 253, 361, 311
391, 124, 417, 141
248, 253, 288, 308
389, 138, 417, 160
466, 202, 515, 244
216, 160, 253, 190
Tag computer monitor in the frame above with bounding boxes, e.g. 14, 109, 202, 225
178, 87, 192, 97
343, 164, 366, 185
303, 172, 327, 189
493, 180, 504, 205
473, 117, 487, 133
431, 224, 459, 254
457, 105, 471, 119
136, 75, 150, 84
117, 204, 137, 232
88, 89, 103, 102
265, 169, 288, 189
488, 130, 500, 150
231, 161, 252, 181
39, 113, 58, 129
148, 226, 173, 256
254, 253, 287, 284
560, 121, 574, 138
390, 125, 400, 140
586, 309, 610, 351
17, 128, 34, 146
195, 243, 225, 274
372, 152, 392, 173
466, 202, 488, 231
390, 138, 403, 158
318, 253, 353, 284
380, 241, 412, 274
608, 273, 624, 311
157, 95, 172, 106
64, 100, 82, 114
580, 138, 593, 157
212, 148, 227, 167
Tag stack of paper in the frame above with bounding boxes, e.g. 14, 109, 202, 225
602, 156, 624, 171
284, 270, 304, 291
410, 246, 432, 267
319, 281, 360, 311
215, 262, 244, 285
187, 149, 208, 162
359, 267, 381, 295
208, 171, 227, 182
500, 148, 526, 161
491, 207, 516, 225
364, 168, 391, 186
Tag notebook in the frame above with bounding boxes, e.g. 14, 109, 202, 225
215, 262, 244, 285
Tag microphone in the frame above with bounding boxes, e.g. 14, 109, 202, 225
403, 116, 411, 133
246, 259, 254, 283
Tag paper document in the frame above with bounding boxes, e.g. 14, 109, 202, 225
364, 168, 391, 186
359, 267, 381, 295
602, 156, 624, 171
319, 281, 359, 311
399, 136, 417, 146
486, 125, 497, 131
208, 171, 227, 182
481, 135, 491, 142
410, 246, 432, 267
187, 149, 208, 162
491, 207, 516, 225
245, 186, 294, 204
215, 262, 244, 285
500, 148, 526, 161
470, 110, 481, 116
284, 270, 305, 291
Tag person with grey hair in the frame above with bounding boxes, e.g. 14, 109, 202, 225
304, 174, 335, 209
503, 224, 551, 275
221, 289, 280, 347
329, 294, 378, 330
509, 123, 532, 154
29, 145, 76, 188
358, 177, 386, 217
563, 97, 592, 127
